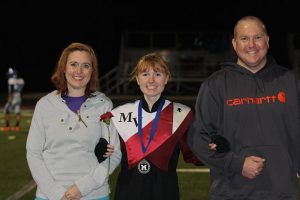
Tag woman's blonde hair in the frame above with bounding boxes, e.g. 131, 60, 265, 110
130, 52, 171, 81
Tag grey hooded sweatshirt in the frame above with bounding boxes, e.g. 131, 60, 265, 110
188, 56, 300, 200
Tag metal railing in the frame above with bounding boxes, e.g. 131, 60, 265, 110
99, 62, 219, 95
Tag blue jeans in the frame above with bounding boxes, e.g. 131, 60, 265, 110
35, 196, 109, 200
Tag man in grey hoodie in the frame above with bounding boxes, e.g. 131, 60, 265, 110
188, 16, 300, 200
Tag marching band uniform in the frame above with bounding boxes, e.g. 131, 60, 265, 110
111, 96, 201, 200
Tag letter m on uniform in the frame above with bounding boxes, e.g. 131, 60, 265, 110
119, 112, 138, 126
119, 112, 134, 122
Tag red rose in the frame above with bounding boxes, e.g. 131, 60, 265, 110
99, 112, 114, 176
100, 112, 114, 126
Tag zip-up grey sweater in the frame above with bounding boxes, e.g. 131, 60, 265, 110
26, 91, 121, 200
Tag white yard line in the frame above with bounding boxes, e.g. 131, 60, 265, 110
177, 168, 209, 173
5, 180, 36, 200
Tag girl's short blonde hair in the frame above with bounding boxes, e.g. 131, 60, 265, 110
130, 52, 171, 81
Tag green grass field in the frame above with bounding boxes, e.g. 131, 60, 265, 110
1, 109, 300, 200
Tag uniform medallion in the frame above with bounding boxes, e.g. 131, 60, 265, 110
138, 159, 150, 174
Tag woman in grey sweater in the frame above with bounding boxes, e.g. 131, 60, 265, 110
26, 42, 121, 200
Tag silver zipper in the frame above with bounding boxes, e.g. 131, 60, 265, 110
77, 110, 88, 128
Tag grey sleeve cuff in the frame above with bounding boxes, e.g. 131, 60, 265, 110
75, 165, 107, 196
224, 153, 244, 176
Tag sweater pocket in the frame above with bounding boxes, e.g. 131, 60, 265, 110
231, 145, 296, 193
211, 145, 297, 198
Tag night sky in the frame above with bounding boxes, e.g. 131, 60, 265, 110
0, 0, 299, 93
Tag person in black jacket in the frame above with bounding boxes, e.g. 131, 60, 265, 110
187, 15, 300, 200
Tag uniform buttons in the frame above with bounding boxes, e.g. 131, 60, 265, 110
86, 116, 89, 118
84, 105, 87, 107
69, 127, 72, 130
61, 119, 64, 122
